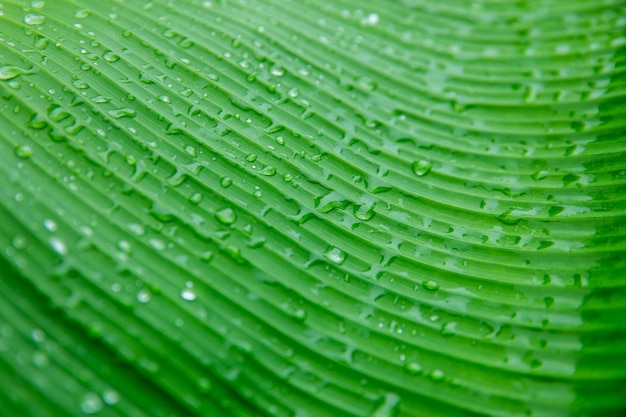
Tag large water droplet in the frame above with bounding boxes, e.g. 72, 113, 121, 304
0, 66, 23, 81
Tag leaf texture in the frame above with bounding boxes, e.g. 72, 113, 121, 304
1, 0, 625, 416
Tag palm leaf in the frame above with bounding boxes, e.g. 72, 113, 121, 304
1, 0, 625, 416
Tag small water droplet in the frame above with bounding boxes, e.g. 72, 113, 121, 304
137, 289, 151, 304
14, 145, 33, 158
180, 288, 197, 301
423, 280, 439, 291
49, 237, 68, 255
260, 165, 276, 176
32, 351, 49, 368
102, 389, 119, 406
270, 66, 285, 77
74, 8, 90, 18
184, 145, 197, 157
80, 392, 103, 415
117, 240, 131, 253
404, 362, 423, 375
72, 79, 89, 89
107, 108, 136, 119
43, 219, 57, 232
215, 208, 236, 225
354, 204, 376, 221
103, 51, 120, 62
24, 14, 45, 25
220, 177, 233, 188
188, 192, 202, 205
91, 95, 111, 104
412, 160, 432, 176
428, 369, 446, 382
324, 246, 347, 265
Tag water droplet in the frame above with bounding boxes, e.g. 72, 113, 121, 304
80, 392, 103, 415
91, 95, 111, 104
103, 51, 120, 62
72, 79, 89, 89
324, 246, 347, 265
215, 208, 236, 225
292, 308, 307, 322
43, 219, 57, 232
404, 362, 423, 375
428, 369, 446, 382
0, 66, 23, 81
49, 237, 68, 255
220, 177, 233, 188
117, 240, 131, 253
188, 192, 202, 205
270, 66, 285, 77
102, 389, 119, 406
137, 289, 151, 304
423, 280, 439, 291
74, 9, 90, 19
354, 204, 376, 221
24, 14, 45, 25
180, 288, 197, 301
260, 165, 276, 176
184, 145, 197, 157
361, 13, 379, 26
412, 160, 432, 176
32, 329, 45, 343
32, 351, 49, 368
14, 145, 33, 158
107, 108, 136, 119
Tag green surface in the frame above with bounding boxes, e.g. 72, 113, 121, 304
1, 0, 626, 416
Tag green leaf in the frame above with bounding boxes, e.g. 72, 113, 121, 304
1, 0, 625, 416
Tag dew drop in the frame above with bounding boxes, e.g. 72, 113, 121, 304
404, 362, 423, 375
74, 8, 90, 18
24, 14, 45, 25
102, 389, 119, 406
0, 66, 23, 81
260, 165, 276, 176
215, 208, 236, 225
354, 204, 376, 221
428, 369, 446, 382
107, 108, 136, 119
49, 237, 68, 255
103, 51, 120, 62
14, 145, 33, 158
43, 219, 57, 232
220, 176, 233, 188
137, 289, 151, 304
184, 145, 197, 157
324, 246, 347, 265
72, 79, 89, 89
412, 160, 432, 176
80, 392, 103, 415
117, 240, 131, 254
423, 280, 439, 291
180, 288, 197, 301
188, 192, 202, 205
